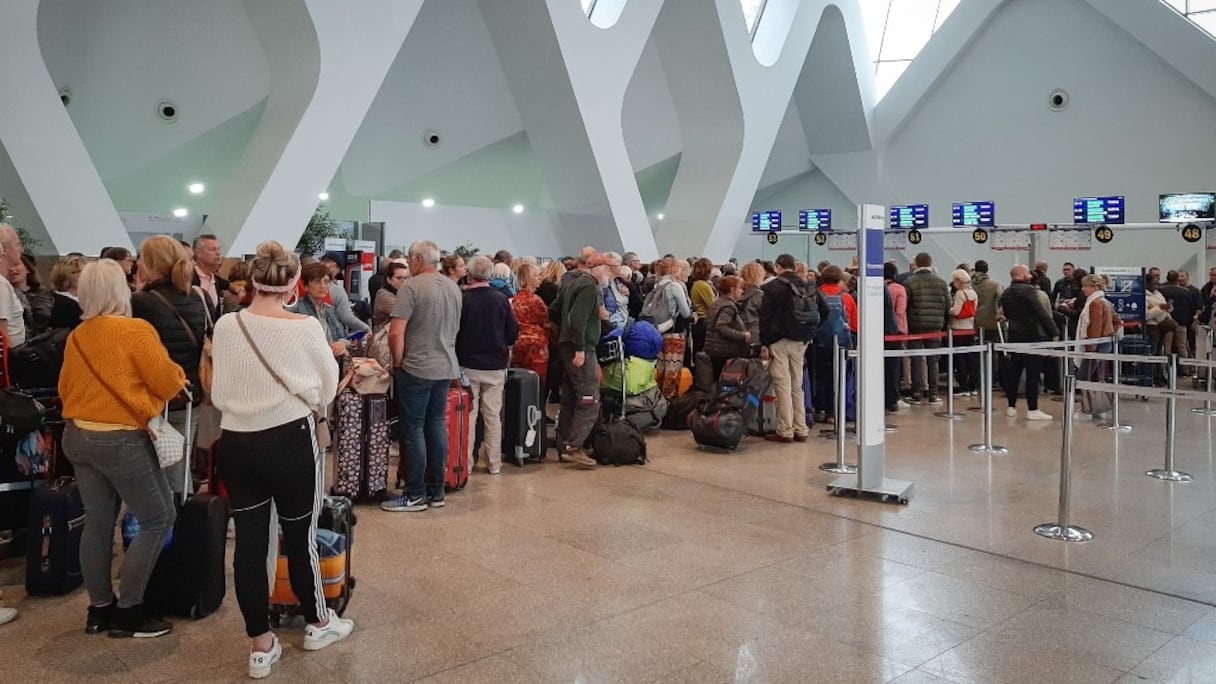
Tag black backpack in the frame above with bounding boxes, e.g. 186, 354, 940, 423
589, 421, 647, 466
9, 328, 71, 390
663, 388, 709, 430
784, 279, 821, 340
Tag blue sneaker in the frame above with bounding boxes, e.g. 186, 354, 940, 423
380, 495, 427, 512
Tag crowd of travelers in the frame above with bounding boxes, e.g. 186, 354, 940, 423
0, 224, 1202, 679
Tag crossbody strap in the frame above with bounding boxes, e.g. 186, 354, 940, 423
68, 334, 147, 432
234, 312, 318, 414
149, 290, 200, 349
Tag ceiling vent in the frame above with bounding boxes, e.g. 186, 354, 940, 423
156, 99, 179, 123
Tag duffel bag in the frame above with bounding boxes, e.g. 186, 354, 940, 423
662, 388, 708, 430
589, 421, 647, 466
624, 386, 668, 432
690, 406, 749, 451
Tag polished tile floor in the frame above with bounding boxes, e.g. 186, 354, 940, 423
2, 391, 1216, 683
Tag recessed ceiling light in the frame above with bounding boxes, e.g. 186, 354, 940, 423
512, 204, 525, 214
657, 213, 665, 220
318, 192, 330, 202
422, 198, 435, 208
188, 183, 205, 194
173, 208, 188, 218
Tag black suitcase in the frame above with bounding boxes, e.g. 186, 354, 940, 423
142, 399, 227, 618
25, 477, 84, 595
502, 368, 546, 466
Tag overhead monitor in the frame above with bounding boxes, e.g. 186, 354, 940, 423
1073, 195, 1124, 225
751, 210, 782, 232
1159, 193, 1216, 222
952, 201, 995, 227
798, 209, 832, 231
889, 204, 929, 230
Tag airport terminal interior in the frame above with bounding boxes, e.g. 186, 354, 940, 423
4, 0, 1216, 682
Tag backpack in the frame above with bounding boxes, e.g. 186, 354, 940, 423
638, 282, 674, 333
662, 388, 709, 430
623, 386, 669, 432
9, 328, 71, 390
814, 293, 851, 348
957, 291, 977, 320
588, 421, 647, 466
784, 279, 821, 339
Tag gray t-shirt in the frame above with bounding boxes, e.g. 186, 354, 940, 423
391, 272, 463, 381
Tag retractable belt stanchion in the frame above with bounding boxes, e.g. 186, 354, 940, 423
968, 341, 1007, 455
1192, 326, 1216, 416
1099, 330, 1132, 432
968, 329, 985, 413
935, 330, 965, 420
1052, 325, 1068, 403
820, 339, 857, 474
1147, 354, 1193, 483
1034, 367, 1094, 542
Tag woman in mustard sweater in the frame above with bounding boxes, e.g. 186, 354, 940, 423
688, 257, 716, 357
59, 259, 187, 640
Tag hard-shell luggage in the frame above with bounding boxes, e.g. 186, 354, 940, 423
446, 387, 471, 491
25, 477, 84, 596
142, 397, 227, 619
748, 385, 778, 436
269, 496, 356, 625
332, 390, 390, 501
502, 369, 545, 466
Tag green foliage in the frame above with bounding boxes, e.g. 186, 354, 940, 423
0, 197, 43, 254
443, 242, 480, 260
297, 208, 342, 256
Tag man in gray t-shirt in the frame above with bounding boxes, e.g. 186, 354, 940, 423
383, 240, 463, 513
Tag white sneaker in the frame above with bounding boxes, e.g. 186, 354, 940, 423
488, 463, 502, 475
248, 634, 281, 679
1005, 407, 1017, 417
0, 607, 16, 626
1026, 409, 1053, 421
896, 399, 911, 410
303, 608, 354, 651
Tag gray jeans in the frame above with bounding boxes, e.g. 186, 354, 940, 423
63, 423, 176, 609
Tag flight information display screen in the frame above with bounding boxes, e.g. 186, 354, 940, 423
1073, 196, 1124, 224
889, 204, 929, 229
798, 209, 832, 231
1160, 193, 1216, 222
952, 201, 995, 227
752, 210, 782, 232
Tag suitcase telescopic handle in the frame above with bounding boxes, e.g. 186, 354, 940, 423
175, 387, 193, 501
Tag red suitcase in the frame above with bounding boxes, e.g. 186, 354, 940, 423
445, 387, 471, 491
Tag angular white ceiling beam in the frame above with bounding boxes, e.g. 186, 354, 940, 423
0, 0, 129, 254
870, 0, 1006, 147
1079, 0, 1216, 101
212, 0, 421, 256
478, 0, 661, 259
795, 3, 876, 155
654, 0, 870, 260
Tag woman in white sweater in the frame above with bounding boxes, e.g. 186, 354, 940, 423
949, 269, 980, 396
210, 241, 351, 679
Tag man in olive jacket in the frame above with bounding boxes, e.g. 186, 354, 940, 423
971, 260, 1003, 342
551, 251, 608, 468
903, 253, 951, 404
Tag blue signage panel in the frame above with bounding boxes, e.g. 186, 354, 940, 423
798, 209, 832, 231
952, 201, 995, 227
1073, 196, 1125, 225
864, 228, 885, 278
751, 210, 783, 232
889, 204, 929, 229
1094, 266, 1145, 323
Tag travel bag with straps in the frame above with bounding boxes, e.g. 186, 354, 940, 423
588, 336, 647, 466
25, 476, 84, 596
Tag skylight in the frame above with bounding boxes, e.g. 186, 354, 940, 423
1161, 1, 1216, 38
862, 0, 961, 99
741, 0, 768, 37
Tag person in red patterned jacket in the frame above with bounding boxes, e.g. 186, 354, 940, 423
510, 261, 550, 395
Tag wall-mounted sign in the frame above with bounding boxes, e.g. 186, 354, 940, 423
813, 232, 827, 246
766, 232, 779, 245
972, 228, 989, 245
1094, 225, 1114, 244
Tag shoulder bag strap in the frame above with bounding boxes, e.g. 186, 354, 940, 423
234, 312, 318, 414
193, 286, 214, 334
149, 290, 200, 349
68, 335, 148, 432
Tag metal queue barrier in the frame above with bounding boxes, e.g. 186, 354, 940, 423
1190, 325, 1216, 416
986, 337, 1216, 542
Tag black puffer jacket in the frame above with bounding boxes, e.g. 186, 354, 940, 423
132, 281, 207, 403
999, 282, 1058, 343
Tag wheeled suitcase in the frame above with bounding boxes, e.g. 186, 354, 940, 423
269, 496, 356, 625
446, 387, 471, 491
142, 397, 227, 619
502, 369, 545, 466
332, 390, 390, 501
747, 385, 778, 436
25, 477, 84, 595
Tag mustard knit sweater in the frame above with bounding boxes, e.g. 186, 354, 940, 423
59, 316, 187, 428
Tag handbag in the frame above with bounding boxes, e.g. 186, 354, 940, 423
341, 358, 392, 395
365, 324, 393, 371
234, 313, 331, 449
150, 289, 209, 405
69, 336, 185, 468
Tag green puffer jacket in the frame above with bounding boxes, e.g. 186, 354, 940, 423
903, 268, 951, 333
971, 271, 1003, 333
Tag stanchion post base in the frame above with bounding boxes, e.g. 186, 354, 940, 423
826, 476, 913, 505
967, 407, 984, 413
884, 424, 898, 432
819, 462, 858, 474
1098, 423, 1133, 432
1033, 523, 1094, 543
1190, 407, 1216, 416
934, 411, 966, 420
1146, 469, 1193, 482
968, 444, 1009, 455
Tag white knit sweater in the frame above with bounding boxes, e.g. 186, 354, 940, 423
210, 312, 340, 433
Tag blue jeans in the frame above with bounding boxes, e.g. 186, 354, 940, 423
396, 370, 450, 500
